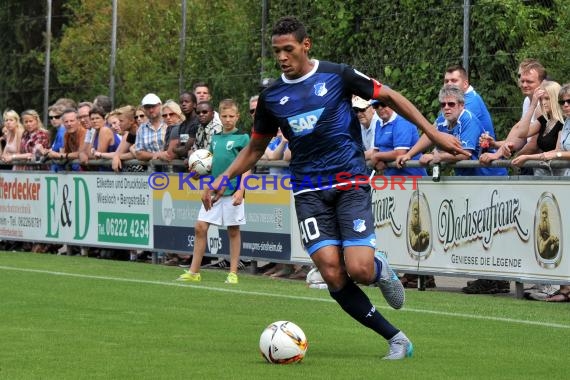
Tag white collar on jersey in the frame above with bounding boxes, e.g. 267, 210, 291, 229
281, 59, 320, 84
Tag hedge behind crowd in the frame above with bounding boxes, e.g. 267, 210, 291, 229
1, 0, 568, 137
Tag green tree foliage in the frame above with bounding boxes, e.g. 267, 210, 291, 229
1, 0, 567, 141
268, 0, 566, 137
52, 0, 261, 116
0, 0, 69, 113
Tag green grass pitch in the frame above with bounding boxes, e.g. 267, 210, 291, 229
1, 251, 569, 379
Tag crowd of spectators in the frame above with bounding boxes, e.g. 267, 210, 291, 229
1, 60, 570, 294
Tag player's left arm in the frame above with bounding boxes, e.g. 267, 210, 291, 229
376, 87, 469, 156
346, 67, 468, 156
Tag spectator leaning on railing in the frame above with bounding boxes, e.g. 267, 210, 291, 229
41, 108, 85, 172
510, 82, 570, 302
89, 106, 121, 171
134, 93, 167, 163
111, 105, 143, 173
160, 99, 185, 162
397, 84, 509, 294
1, 110, 24, 167
480, 59, 546, 164
13, 109, 50, 170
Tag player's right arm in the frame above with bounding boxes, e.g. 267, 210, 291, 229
202, 135, 273, 210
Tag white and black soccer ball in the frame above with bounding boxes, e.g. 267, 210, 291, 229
259, 320, 308, 364
188, 149, 213, 175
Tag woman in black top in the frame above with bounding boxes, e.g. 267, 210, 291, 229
513, 80, 564, 175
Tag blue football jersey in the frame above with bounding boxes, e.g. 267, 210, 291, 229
464, 86, 496, 138
253, 60, 381, 192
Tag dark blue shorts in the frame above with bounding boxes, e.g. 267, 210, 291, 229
294, 185, 376, 255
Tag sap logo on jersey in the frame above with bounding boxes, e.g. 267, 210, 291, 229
288, 108, 324, 136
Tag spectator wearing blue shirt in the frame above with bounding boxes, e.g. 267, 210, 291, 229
38, 104, 67, 171
370, 100, 427, 177
398, 85, 507, 177
443, 65, 497, 139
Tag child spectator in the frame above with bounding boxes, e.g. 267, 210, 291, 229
177, 99, 250, 284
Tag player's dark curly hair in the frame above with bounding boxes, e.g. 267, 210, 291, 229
271, 16, 308, 42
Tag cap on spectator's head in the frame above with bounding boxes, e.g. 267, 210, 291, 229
370, 99, 380, 106
141, 93, 162, 106
352, 96, 370, 109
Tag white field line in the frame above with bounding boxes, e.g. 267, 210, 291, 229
1, 265, 569, 330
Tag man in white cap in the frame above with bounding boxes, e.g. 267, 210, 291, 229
134, 93, 167, 162
352, 95, 380, 168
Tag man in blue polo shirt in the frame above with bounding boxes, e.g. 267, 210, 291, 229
370, 99, 427, 177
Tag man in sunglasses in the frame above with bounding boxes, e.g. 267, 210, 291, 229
134, 93, 167, 163
443, 65, 498, 139
398, 84, 504, 176
194, 101, 222, 152
352, 95, 379, 169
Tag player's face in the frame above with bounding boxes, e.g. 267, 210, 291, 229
220, 107, 239, 132
443, 71, 468, 92
272, 34, 312, 80
519, 70, 540, 96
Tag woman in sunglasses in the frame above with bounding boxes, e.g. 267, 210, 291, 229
511, 81, 565, 176
134, 106, 148, 126
159, 100, 186, 163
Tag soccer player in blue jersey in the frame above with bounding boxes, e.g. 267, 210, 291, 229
202, 16, 467, 360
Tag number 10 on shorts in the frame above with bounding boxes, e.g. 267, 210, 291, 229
299, 217, 320, 245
